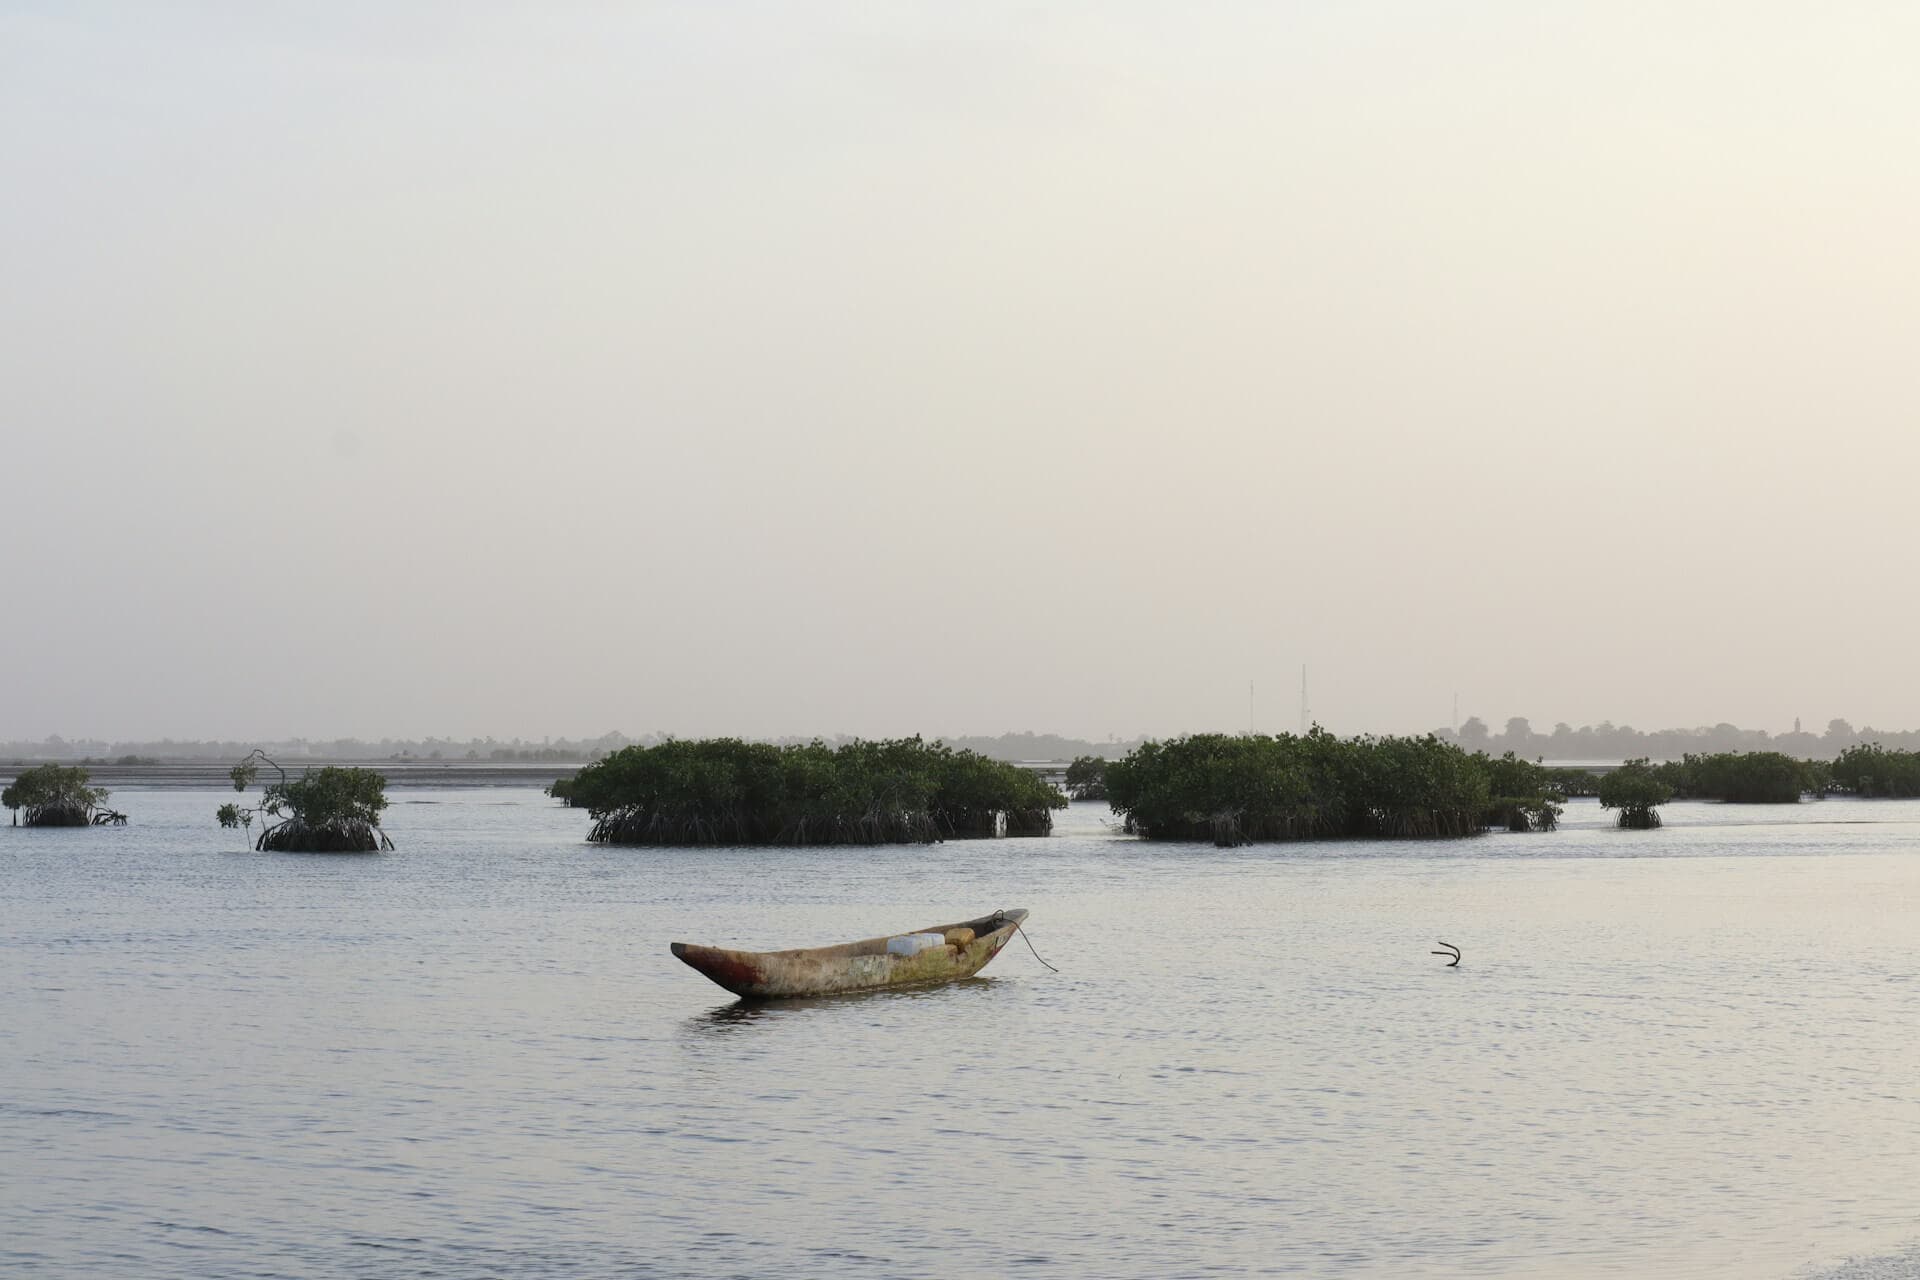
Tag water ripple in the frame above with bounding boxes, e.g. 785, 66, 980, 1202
4, 791, 1919, 1278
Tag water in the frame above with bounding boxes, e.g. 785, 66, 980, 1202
5, 789, 1920, 1278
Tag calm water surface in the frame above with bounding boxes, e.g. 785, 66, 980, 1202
5, 790, 1920, 1278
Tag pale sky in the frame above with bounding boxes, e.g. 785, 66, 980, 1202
4, 3, 1919, 743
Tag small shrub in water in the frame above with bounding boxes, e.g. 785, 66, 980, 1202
3, 764, 114, 828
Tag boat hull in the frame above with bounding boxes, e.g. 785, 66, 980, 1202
671, 908, 1028, 999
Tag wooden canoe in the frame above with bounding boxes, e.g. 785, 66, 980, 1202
671, 908, 1029, 999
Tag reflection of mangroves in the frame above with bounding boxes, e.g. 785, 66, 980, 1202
1103, 731, 1563, 846
570, 737, 1066, 846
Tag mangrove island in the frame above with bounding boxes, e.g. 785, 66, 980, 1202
569, 737, 1066, 845
1102, 730, 1564, 846
218, 751, 394, 851
3, 764, 125, 827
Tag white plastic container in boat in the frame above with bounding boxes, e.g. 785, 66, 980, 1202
886, 933, 946, 957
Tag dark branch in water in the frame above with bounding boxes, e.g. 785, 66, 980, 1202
1431, 941, 1461, 967
230, 748, 287, 793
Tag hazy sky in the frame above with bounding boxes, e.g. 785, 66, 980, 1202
5, 3, 1919, 743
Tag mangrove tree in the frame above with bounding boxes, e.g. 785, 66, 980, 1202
219, 751, 393, 851
3, 764, 124, 826
570, 736, 1066, 846
1475, 752, 1565, 831
1597, 758, 1673, 829
1830, 743, 1920, 797
1659, 751, 1821, 803
1102, 729, 1507, 846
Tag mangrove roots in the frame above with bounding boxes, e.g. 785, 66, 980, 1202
257, 818, 394, 852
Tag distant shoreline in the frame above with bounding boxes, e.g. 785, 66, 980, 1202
6, 760, 580, 791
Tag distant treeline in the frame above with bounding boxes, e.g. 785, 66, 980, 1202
3, 732, 643, 765
1440, 716, 1915, 762
938, 731, 1147, 761
1, 729, 1148, 767
14, 721, 1920, 769
567, 737, 1066, 846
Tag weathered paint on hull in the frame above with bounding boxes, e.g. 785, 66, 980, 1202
671, 908, 1028, 999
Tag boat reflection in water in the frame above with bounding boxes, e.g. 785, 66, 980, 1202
686, 976, 1009, 1037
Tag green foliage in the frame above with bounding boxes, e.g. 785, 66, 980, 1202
230, 761, 259, 792
1830, 743, 1920, 797
2, 764, 110, 827
1063, 755, 1108, 801
569, 737, 1066, 846
1476, 751, 1565, 832
1477, 751, 1546, 800
1543, 767, 1601, 798
1597, 758, 1673, 828
220, 755, 392, 851
277, 768, 384, 819
546, 777, 578, 805
1641, 752, 1825, 803
1103, 729, 1508, 846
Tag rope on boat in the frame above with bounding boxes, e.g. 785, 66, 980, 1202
993, 911, 1059, 973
